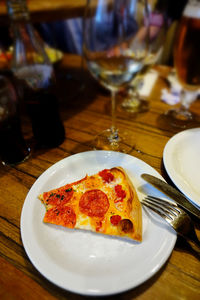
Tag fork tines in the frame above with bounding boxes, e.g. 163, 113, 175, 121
142, 196, 200, 249
142, 195, 181, 220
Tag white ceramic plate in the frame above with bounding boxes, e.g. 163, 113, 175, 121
21, 151, 176, 296
163, 128, 200, 208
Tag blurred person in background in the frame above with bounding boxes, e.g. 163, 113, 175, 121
35, 18, 83, 54
35, 0, 188, 60
0, 0, 188, 60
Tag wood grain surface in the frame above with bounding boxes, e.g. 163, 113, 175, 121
0, 54, 200, 300
0, 0, 87, 24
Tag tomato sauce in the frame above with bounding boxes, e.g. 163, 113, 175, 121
44, 206, 76, 228
43, 187, 74, 206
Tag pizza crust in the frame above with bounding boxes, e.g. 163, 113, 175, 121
108, 167, 142, 242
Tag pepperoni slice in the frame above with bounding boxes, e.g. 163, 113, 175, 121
99, 169, 114, 183
44, 206, 76, 228
44, 187, 74, 206
79, 189, 109, 218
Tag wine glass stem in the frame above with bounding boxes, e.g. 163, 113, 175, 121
111, 90, 117, 137
179, 104, 188, 112
178, 90, 193, 118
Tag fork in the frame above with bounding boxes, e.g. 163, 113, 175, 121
142, 195, 200, 251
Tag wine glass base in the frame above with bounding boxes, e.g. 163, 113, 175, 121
121, 97, 149, 113
90, 129, 135, 153
164, 108, 194, 128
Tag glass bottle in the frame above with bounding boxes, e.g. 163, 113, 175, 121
6, 0, 65, 148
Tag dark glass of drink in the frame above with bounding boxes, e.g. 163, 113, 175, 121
25, 87, 65, 148
0, 75, 30, 165
15, 65, 65, 149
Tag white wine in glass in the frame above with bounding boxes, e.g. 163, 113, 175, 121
165, 0, 200, 127
83, 0, 149, 152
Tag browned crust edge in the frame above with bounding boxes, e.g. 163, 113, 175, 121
111, 167, 142, 242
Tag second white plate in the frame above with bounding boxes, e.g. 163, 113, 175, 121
21, 150, 176, 296
163, 128, 200, 208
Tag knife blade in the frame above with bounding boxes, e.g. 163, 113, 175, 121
141, 173, 200, 219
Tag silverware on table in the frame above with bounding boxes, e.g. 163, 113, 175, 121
142, 195, 200, 251
141, 173, 200, 219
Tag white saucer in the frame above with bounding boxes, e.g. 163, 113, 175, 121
163, 128, 200, 208
21, 150, 176, 296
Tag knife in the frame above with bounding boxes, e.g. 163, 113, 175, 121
141, 173, 200, 219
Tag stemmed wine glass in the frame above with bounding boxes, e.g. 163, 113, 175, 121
121, 0, 170, 113
165, 0, 200, 128
83, 0, 149, 152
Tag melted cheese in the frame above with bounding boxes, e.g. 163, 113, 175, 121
72, 171, 134, 238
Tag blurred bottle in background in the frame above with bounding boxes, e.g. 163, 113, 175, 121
0, 25, 12, 70
6, 0, 65, 149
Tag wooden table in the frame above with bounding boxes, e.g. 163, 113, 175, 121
0, 0, 86, 24
0, 54, 200, 299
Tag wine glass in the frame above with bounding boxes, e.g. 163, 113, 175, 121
165, 0, 200, 128
83, 0, 149, 152
121, 0, 170, 113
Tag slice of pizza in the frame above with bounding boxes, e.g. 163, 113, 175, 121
39, 167, 142, 242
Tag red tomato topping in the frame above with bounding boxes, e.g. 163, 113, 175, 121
99, 169, 114, 183
79, 189, 109, 218
96, 220, 102, 232
44, 206, 76, 228
110, 215, 121, 225
114, 185, 126, 202
43, 187, 73, 206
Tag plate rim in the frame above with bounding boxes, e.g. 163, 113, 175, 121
163, 128, 200, 208
20, 150, 177, 296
